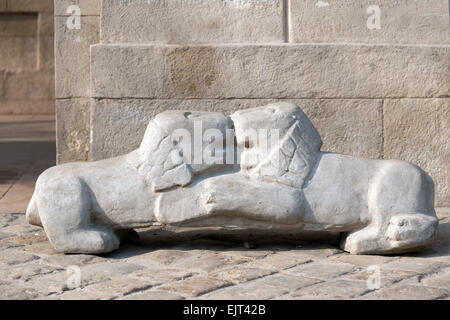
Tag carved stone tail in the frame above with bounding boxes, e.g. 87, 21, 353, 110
26, 193, 42, 227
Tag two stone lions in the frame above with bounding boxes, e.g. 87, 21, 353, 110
27, 102, 438, 255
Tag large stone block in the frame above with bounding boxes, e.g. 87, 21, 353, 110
90, 98, 382, 161
38, 36, 54, 71
55, 15, 99, 98
290, 0, 450, 44
54, 0, 101, 16
384, 98, 450, 207
56, 99, 90, 163
0, 12, 38, 70
0, 0, 6, 10
0, 100, 54, 114
91, 43, 450, 99
3, 71, 54, 100
100, 0, 285, 44
0, 13, 37, 37
0, 37, 38, 70
297, 99, 383, 159
38, 12, 54, 36
5, 0, 53, 12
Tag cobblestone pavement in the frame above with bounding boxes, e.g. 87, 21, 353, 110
0, 116, 448, 300
0, 208, 448, 300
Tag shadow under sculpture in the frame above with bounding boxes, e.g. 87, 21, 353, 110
26, 102, 438, 255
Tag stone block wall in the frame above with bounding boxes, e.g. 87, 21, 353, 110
0, 0, 54, 114
55, 0, 449, 206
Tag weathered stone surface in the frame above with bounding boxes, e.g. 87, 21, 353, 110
381, 258, 447, 274
0, 281, 40, 300
158, 276, 231, 297
119, 290, 184, 300
6, 0, 53, 12
91, 43, 450, 99
0, 13, 38, 70
0, 100, 54, 115
331, 254, 397, 267
131, 268, 195, 286
84, 278, 154, 297
0, 248, 39, 265
343, 268, 416, 287
286, 261, 357, 280
210, 267, 275, 284
101, 0, 285, 44
38, 12, 54, 36
0, 261, 61, 281
38, 36, 55, 71
201, 279, 288, 300
421, 268, 450, 290
56, 99, 90, 163
290, 0, 450, 44
249, 253, 312, 270
364, 285, 449, 300
90, 98, 382, 160
55, 0, 101, 16
3, 71, 53, 100
384, 99, 450, 207
0, 1, 55, 115
293, 279, 369, 299
254, 273, 321, 291
55, 16, 99, 98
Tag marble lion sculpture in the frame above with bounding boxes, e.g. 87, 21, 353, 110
26, 102, 438, 255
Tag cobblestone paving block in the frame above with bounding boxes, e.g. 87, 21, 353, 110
381, 258, 448, 274
0, 248, 39, 265
331, 254, 398, 267
39, 252, 106, 268
0, 231, 14, 240
37, 289, 115, 300
292, 279, 370, 299
9, 271, 71, 296
83, 278, 156, 298
0, 280, 40, 300
209, 267, 276, 285
0, 239, 22, 251
169, 251, 250, 273
0, 223, 42, 236
362, 285, 449, 300
248, 251, 313, 270
79, 261, 146, 281
0, 261, 62, 281
286, 262, 358, 280
128, 268, 196, 286
254, 273, 322, 292
342, 268, 417, 287
119, 290, 185, 300
420, 268, 450, 289
159, 276, 232, 297
6, 230, 48, 246
0, 214, 19, 228
293, 245, 344, 260
200, 280, 290, 300
218, 248, 274, 260
124, 249, 193, 268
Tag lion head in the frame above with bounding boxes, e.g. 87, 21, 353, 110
127, 110, 233, 191
231, 102, 322, 189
